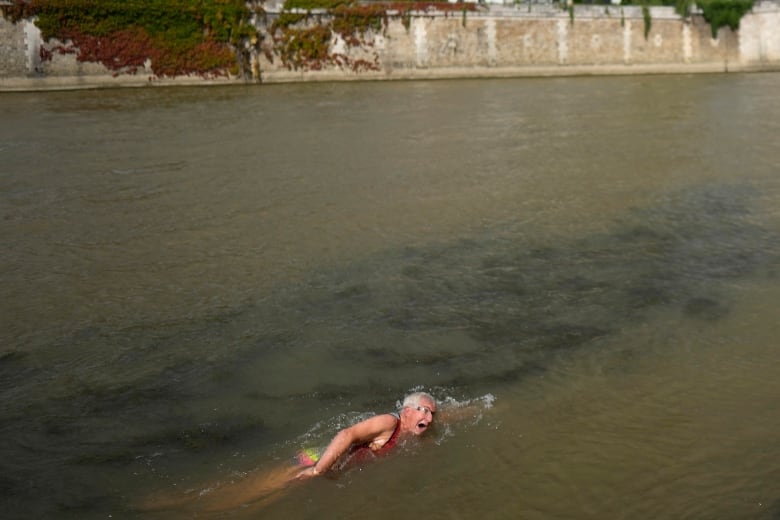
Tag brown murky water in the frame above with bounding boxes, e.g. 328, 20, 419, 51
1, 73, 779, 519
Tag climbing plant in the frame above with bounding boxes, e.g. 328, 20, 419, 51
0, 0, 259, 77
698, 0, 754, 37
268, 1, 477, 71
578, 0, 754, 40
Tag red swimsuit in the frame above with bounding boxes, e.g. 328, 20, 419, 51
343, 413, 402, 467
296, 413, 402, 470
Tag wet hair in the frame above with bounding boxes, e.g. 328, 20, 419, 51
402, 391, 436, 409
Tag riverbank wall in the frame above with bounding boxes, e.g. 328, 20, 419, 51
1, 1, 779, 91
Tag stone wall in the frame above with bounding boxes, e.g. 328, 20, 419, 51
0, 15, 26, 77
255, 3, 777, 83
1, 2, 779, 90
740, 3, 780, 62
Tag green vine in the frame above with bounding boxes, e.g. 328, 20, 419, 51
617, 0, 754, 40
269, 4, 385, 71
275, 25, 332, 70
0, 0, 259, 78
272, 12, 308, 31
673, 0, 694, 17
698, 0, 754, 38
283, 0, 353, 9
642, 4, 651, 39
401, 10, 412, 31
268, 1, 477, 71
332, 4, 387, 42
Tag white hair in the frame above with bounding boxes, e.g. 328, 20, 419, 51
401, 391, 436, 409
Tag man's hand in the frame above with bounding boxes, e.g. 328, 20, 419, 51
293, 466, 319, 481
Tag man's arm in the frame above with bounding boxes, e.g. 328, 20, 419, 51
296, 413, 398, 479
436, 395, 498, 426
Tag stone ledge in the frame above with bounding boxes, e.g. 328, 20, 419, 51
0, 74, 246, 91
5, 62, 780, 91
257, 62, 758, 83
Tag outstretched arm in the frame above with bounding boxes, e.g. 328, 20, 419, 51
296, 413, 398, 479
436, 395, 498, 426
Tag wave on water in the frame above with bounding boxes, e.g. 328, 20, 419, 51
110, 160, 187, 175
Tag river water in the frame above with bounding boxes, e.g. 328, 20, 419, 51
1, 73, 779, 519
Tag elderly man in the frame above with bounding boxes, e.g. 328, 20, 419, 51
295, 391, 437, 479
139, 391, 438, 514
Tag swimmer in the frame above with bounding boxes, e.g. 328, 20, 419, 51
139, 391, 438, 514
294, 391, 437, 479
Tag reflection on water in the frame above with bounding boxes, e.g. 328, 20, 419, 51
1, 74, 780, 519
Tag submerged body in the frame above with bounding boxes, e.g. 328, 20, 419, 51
139, 392, 437, 514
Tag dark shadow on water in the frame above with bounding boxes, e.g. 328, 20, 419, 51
269, 182, 778, 396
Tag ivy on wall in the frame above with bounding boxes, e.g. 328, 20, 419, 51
0, 0, 259, 77
5, 0, 753, 78
697, 0, 754, 37
574, 0, 755, 40
268, 0, 477, 71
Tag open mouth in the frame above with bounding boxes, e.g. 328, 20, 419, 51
416, 421, 429, 432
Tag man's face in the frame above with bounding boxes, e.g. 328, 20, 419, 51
405, 398, 437, 435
